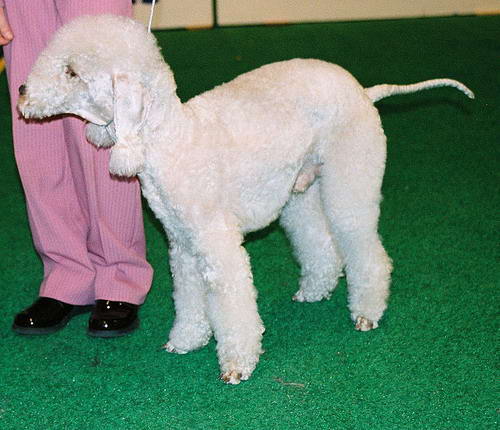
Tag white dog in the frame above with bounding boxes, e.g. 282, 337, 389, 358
18, 15, 474, 384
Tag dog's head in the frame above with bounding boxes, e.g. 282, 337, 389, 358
18, 15, 172, 176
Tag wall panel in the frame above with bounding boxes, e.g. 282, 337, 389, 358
133, 1, 500, 29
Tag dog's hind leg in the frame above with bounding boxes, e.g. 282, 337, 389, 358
319, 113, 392, 331
164, 244, 212, 354
280, 181, 343, 302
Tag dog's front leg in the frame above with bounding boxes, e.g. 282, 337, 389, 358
164, 244, 212, 354
195, 228, 265, 384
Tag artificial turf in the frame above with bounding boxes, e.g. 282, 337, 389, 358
0, 15, 498, 429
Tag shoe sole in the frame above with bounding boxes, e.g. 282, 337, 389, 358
12, 305, 93, 335
87, 318, 139, 338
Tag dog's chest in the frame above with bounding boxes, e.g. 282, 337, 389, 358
138, 169, 188, 241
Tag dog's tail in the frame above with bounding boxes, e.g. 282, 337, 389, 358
365, 78, 475, 103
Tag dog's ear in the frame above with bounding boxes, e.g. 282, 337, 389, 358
109, 73, 150, 177
85, 122, 115, 148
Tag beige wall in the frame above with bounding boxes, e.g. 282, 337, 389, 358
218, 0, 500, 25
133, 0, 213, 29
133, 0, 500, 29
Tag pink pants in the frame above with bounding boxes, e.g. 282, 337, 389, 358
3, 0, 153, 305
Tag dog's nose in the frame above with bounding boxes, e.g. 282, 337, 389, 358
19, 84, 27, 96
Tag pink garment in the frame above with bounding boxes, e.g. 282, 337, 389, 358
3, 0, 153, 305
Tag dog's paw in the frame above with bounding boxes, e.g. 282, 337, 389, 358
166, 323, 212, 353
218, 352, 261, 385
220, 369, 252, 385
162, 341, 188, 355
220, 370, 243, 385
354, 316, 378, 331
292, 289, 307, 302
292, 288, 331, 303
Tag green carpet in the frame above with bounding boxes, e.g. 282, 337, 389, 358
0, 16, 498, 429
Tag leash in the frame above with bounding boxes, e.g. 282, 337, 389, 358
147, 0, 157, 33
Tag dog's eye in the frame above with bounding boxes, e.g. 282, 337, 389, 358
65, 66, 78, 79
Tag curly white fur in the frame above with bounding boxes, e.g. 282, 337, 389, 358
17, 15, 474, 384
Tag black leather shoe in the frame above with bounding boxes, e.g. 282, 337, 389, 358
12, 297, 92, 335
88, 300, 139, 338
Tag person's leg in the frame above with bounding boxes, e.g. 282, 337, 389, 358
54, 0, 153, 306
57, 114, 153, 306
6, 0, 152, 312
3, 0, 96, 305
58, 117, 153, 305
